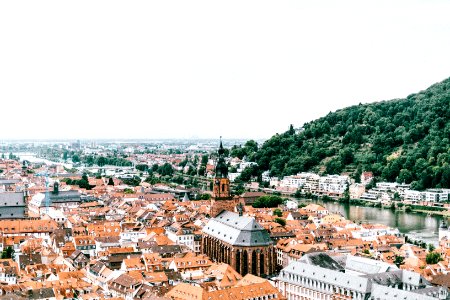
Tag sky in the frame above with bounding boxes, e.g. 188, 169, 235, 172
1, 0, 450, 140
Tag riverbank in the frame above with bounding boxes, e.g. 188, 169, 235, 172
295, 196, 449, 218
296, 197, 442, 247
412, 209, 450, 217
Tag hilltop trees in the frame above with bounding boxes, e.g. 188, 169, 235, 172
230, 140, 259, 160
249, 77, 450, 189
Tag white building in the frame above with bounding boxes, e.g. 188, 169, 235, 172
319, 175, 349, 195
285, 200, 298, 210
280, 173, 319, 190
404, 190, 423, 202
262, 170, 271, 182
47, 209, 67, 225
166, 226, 196, 252
376, 182, 399, 192
237, 161, 257, 173
276, 253, 447, 300
350, 183, 366, 199
281, 176, 305, 189
228, 173, 240, 182
425, 189, 449, 202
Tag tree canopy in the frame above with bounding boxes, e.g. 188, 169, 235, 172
252, 195, 284, 208
249, 77, 450, 189
426, 252, 443, 264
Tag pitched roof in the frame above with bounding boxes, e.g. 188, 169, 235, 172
202, 211, 272, 247
166, 281, 282, 300
0, 193, 25, 206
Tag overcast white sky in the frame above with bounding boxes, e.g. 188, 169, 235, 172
1, 0, 449, 140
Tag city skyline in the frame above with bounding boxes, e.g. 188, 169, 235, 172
1, 0, 450, 140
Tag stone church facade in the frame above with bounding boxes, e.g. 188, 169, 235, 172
202, 141, 276, 277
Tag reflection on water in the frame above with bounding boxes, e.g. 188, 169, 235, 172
306, 199, 442, 245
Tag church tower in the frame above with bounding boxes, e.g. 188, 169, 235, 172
210, 139, 237, 217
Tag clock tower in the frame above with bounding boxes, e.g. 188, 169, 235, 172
210, 139, 238, 217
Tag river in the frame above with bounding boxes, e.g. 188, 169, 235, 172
302, 198, 443, 246
12, 152, 72, 168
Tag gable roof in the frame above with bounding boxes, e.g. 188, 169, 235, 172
202, 211, 272, 247
0, 193, 25, 207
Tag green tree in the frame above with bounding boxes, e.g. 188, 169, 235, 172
353, 164, 362, 183
341, 184, 350, 203
325, 158, 343, 175
274, 218, 286, 226
86, 155, 94, 166
77, 173, 91, 190
426, 252, 443, 264
124, 188, 134, 194
273, 208, 282, 217
1, 246, 14, 259
244, 140, 259, 154
198, 166, 206, 176
428, 243, 435, 252
248, 77, 450, 189
136, 164, 149, 172
339, 147, 354, 165
253, 195, 283, 208
294, 190, 303, 199
393, 255, 405, 267
97, 156, 107, 167
200, 194, 211, 200
158, 163, 174, 176
233, 183, 245, 195
122, 176, 142, 187
72, 154, 80, 163
288, 124, 295, 135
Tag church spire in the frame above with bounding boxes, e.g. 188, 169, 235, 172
215, 137, 228, 179
212, 138, 231, 201
218, 136, 225, 156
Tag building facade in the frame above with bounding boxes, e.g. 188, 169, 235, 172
210, 140, 238, 218
202, 141, 276, 277
202, 210, 276, 277
276, 253, 448, 300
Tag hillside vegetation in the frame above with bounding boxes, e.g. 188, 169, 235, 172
249, 77, 450, 190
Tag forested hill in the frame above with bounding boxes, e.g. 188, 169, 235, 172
251, 77, 450, 190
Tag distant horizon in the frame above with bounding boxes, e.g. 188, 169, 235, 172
0, 137, 266, 142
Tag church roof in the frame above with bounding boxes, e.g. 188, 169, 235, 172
202, 211, 272, 247
48, 190, 81, 204
0, 192, 25, 207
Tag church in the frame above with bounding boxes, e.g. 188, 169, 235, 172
202, 141, 276, 277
